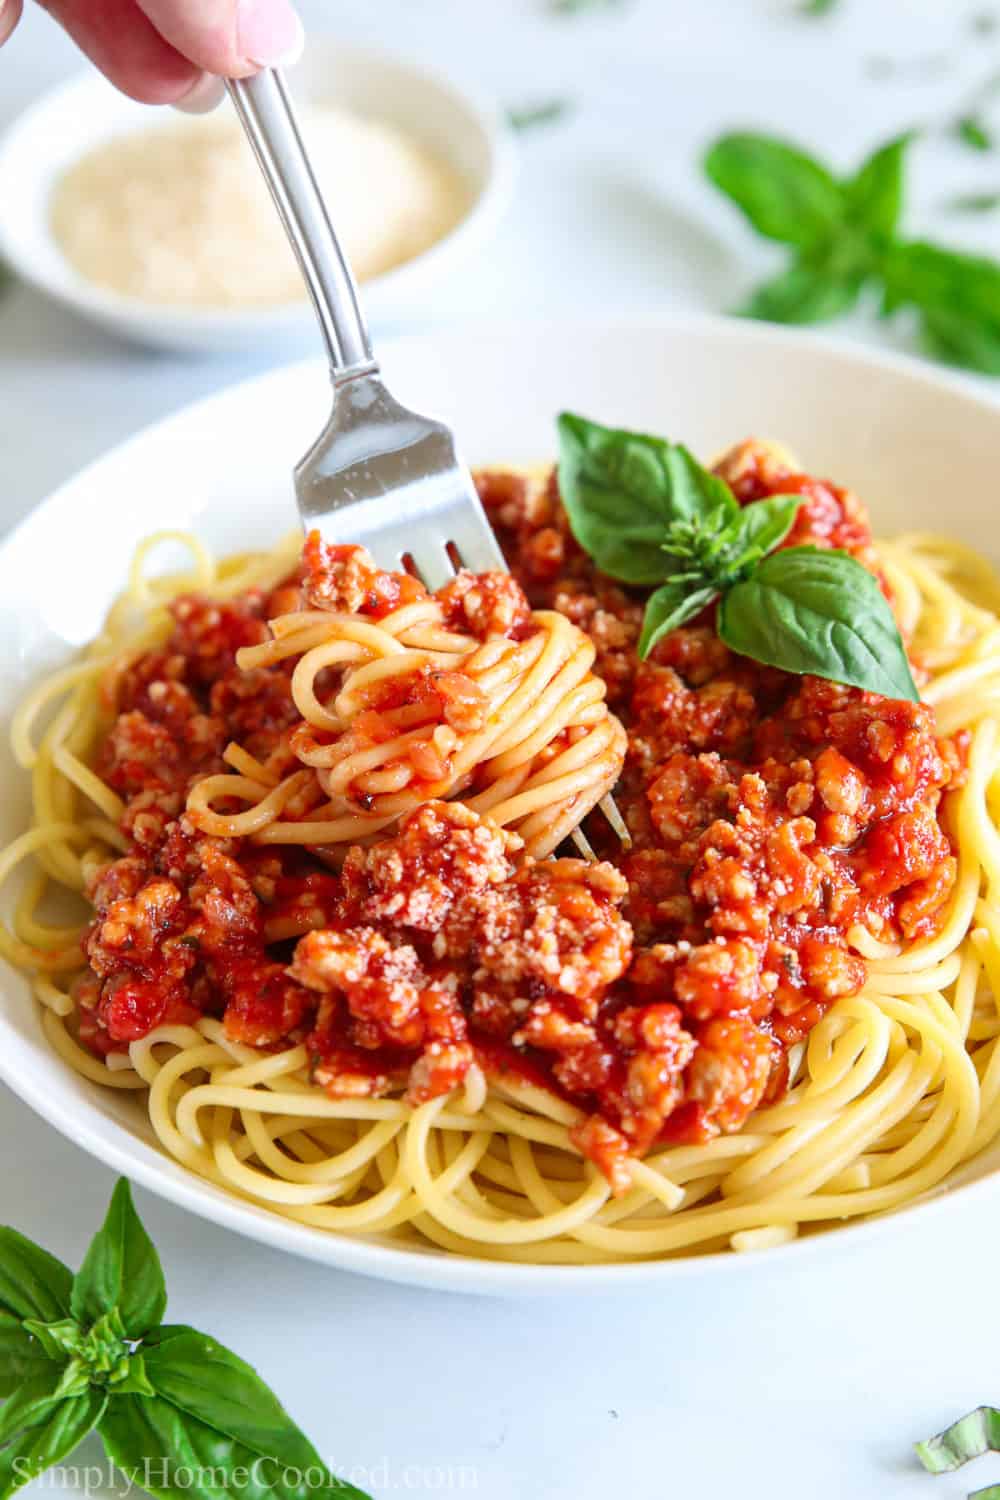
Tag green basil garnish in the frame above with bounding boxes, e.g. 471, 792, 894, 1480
506, 98, 572, 131
740, 262, 865, 324
0, 1231, 73, 1326
0, 1181, 372, 1500
71, 1179, 166, 1338
946, 190, 1000, 215
718, 546, 918, 699
0, 1313, 57, 1399
638, 581, 718, 659
917, 1404, 1000, 1495
556, 412, 917, 701
955, 115, 993, 151
0, 1379, 107, 1498
703, 134, 844, 250
557, 413, 734, 584
719, 493, 801, 571
705, 127, 1000, 374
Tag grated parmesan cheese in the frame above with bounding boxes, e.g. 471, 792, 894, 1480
51, 106, 471, 309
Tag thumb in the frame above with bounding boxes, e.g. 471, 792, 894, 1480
0, 0, 24, 46
135, 0, 304, 78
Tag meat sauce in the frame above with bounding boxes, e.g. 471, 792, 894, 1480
79, 442, 964, 1191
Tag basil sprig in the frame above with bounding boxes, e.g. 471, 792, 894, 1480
557, 412, 918, 700
0, 1181, 370, 1500
705, 129, 1000, 374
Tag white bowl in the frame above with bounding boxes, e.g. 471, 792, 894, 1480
3, 315, 1000, 1295
0, 43, 514, 355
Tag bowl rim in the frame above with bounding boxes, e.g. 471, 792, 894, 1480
4, 310, 1000, 1294
0, 40, 517, 339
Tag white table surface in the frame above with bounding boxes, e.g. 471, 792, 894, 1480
4, 3, 1000, 1497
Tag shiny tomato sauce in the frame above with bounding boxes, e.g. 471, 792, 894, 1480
79, 444, 964, 1191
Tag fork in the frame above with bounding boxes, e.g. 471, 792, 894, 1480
227, 69, 506, 584
227, 69, 625, 854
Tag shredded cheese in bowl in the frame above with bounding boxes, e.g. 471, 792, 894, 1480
50, 106, 471, 309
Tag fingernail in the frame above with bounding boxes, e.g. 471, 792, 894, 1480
237, 0, 304, 68
174, 73, 226, 114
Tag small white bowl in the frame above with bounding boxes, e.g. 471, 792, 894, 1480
0, 42, 515, 355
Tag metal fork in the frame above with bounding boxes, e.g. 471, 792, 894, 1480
227, 69, 505, 584
227, 69, 623, 855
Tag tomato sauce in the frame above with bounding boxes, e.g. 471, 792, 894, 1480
79, 445, 964, 1191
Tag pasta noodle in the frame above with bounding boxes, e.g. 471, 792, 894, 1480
6, 481, 1000, 1264
187, 587, 625, 859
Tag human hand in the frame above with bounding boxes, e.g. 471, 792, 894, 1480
0, 0, 304, 110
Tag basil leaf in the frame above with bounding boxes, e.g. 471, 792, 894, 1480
718, 546, 918, 700
946, 190, 1000, 214
71, 1179, 166, 1339
0, 1374, 70, 1446
49, 1360, 92, 1401
20, 1318, 81, 1365
110, 1350, 156, 1398
506, 98, 572, 131
882, 240, 1000, 324
143, 1326, 349, 1477
557, 413, 677, 583
0, 1312, 57, 1398
0, 1385, 106, 1500
0, 1373, 107, 1499
556, 414, 735, 584
920, 307, 1000, 375
0, 1230, 72, 1323
639, 582, 717, 659
741, 262, 862, 324
844, 134, 910, 245
704, 133, 844, 249
882, 241, 1000, 371
100, 1391, 370, 1500
916, 1406, 1000, 1473
664, 446, 739, 529
722, 494, 801, 569
956, 115, 992, 151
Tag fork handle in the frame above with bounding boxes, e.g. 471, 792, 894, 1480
226, 70, 376, 381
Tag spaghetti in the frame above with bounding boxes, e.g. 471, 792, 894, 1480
185, 534, 626, 860
6, 446, 1000, 1264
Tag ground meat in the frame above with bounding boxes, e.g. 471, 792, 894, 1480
75, 450, 964, 1192
339, 801, 519, 932
302, 534, 427, 618
437, 569, 533, 638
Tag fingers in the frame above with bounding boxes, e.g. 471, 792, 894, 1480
135, 0, 303, 78
30, 0, 303, 110
173, 73, 226, 115
35, 0, 201, 103
0, 0, 25, 47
